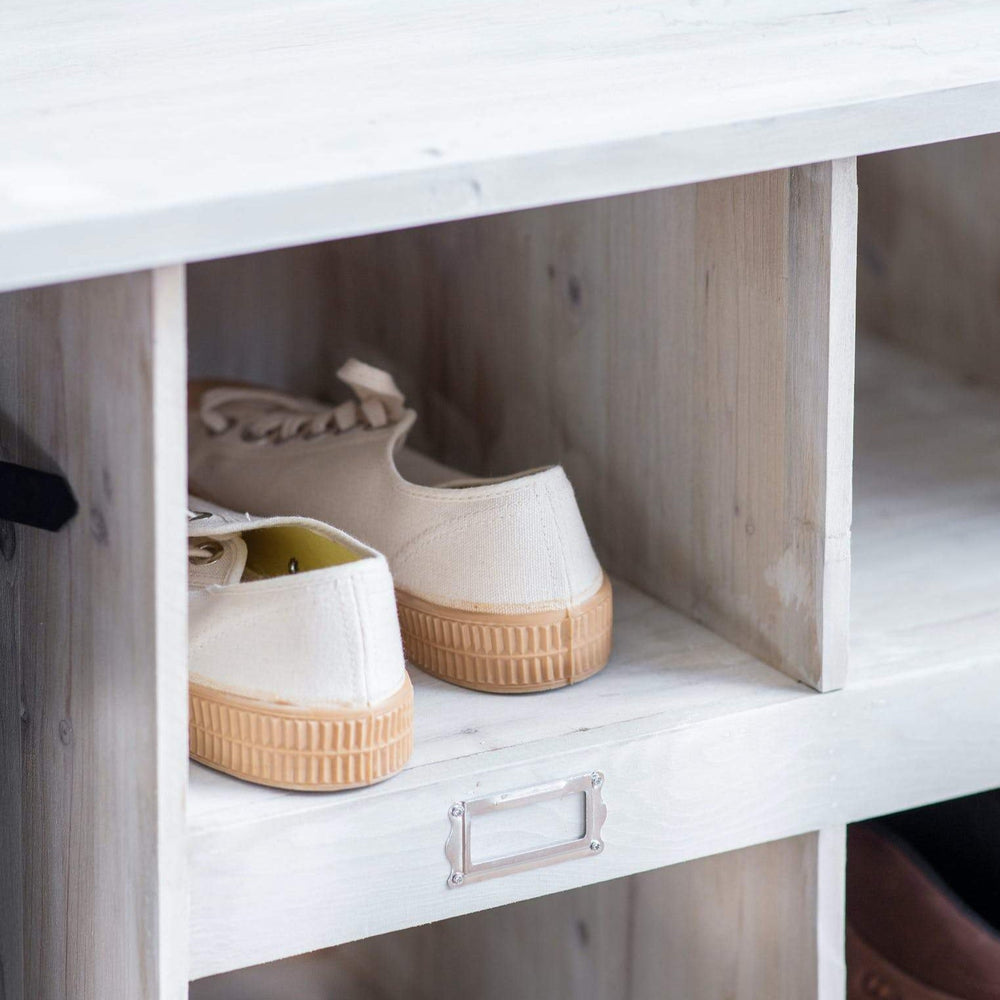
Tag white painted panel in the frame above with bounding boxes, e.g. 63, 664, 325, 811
852, 336, 1000, 681
0, 269, 189, 998
188, 587, 1000, 977
3, 2, 1000, 288
193, 829, 844, 1000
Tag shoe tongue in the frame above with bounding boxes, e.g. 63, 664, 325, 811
189, 533, 249, 589
337, 358, 406, 422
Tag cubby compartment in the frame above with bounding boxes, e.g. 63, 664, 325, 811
182, 163, 860, 978
187, 161, 857, 694
852, 138, 1000, 684
178, 148, 997, 982
851, 334, 1000, 682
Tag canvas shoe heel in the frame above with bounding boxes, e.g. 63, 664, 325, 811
393, 574, 613, 694
187, 497, 412, 789
188, 359, 613, 693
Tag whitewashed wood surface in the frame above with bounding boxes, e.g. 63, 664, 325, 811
188, 631, 999, 978
192, 830, 846, 1000
852, 335, 1000, 681
186, 335, 1000, 977
187, 579, 807, 832
189, 162, 856, 692
3, 1, 1000, 290
0, 269, 189, 999
188, 558, 1000, 978
859, 134, 1000, 389
335, 828, 846, 1000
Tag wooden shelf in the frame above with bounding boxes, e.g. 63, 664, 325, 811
5, 1, 1000, 291
187, 578, 804, 977
187, 335, 1000, 980
188, 580, 800, 827
852, 335, 1000, 682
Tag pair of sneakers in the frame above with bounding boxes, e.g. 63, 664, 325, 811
187, 360, 613, 791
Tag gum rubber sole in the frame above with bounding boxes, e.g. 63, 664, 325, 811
396, 574, 613, 693
189, 674, 413, 791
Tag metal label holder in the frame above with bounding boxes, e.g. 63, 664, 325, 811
445, 771, 607, 888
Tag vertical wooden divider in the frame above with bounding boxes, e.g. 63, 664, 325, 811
191, 160, 857, 691
0, 268, 188, 999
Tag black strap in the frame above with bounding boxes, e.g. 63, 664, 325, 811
0, 461, 78, 531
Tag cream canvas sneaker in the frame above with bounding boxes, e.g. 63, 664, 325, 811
188, 361, 613, 694
187, 497, 413, 790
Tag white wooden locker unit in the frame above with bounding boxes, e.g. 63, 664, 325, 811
2, 2, 1000, 998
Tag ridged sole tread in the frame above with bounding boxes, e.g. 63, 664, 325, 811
189, 674, 413, 790
396, 575, 613, 693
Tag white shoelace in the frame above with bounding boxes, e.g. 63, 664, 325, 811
198, 358, 405, 445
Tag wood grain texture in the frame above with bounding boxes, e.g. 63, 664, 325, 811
350, 829, 845, 1000
190, 162, 856, 691
184, 335, 1000, 977
0, 268, 188, 999
192, 830, 845, 1000
858, 134, 1000, 388
2, 1, 1000, 291
187, 581, 1000, 977
0, 386, 24, 1000
852, 335, 1000, 682
190, 951, 375, 1000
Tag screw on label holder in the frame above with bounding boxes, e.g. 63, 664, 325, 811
445, 771, 607, 888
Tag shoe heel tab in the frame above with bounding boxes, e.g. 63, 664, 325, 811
532, 463, 575, 494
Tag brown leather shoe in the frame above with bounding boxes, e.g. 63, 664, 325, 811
848, 822, 1000, 1000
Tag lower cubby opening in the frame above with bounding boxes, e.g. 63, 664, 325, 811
193, 786, 1000, 1000
190, 830, 843, 1000
848, 789, 1000, 1000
